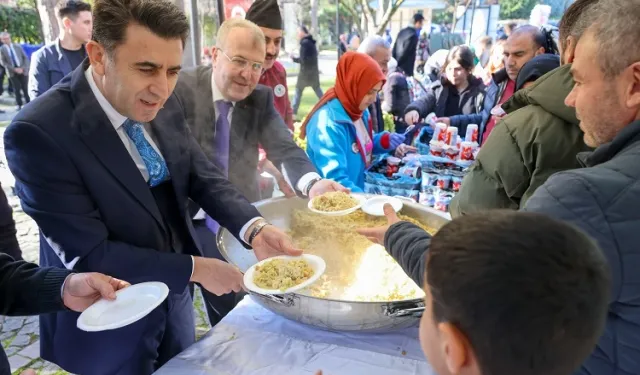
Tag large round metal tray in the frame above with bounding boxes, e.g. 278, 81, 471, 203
217, 196, 450, 332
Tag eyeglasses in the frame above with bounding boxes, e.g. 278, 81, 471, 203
219, 50, 263, 74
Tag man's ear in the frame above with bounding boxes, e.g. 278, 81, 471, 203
85, 41, 107, 76
624, 62, 640, 111
438, 322, 482, 375
563, 36, 577, 64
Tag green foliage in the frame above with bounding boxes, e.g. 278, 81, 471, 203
383, 112, 394, 133
499, 0, 539, 20
432, 0, 456, 26
0, 5, 42, 44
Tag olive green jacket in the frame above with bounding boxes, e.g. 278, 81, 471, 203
450, 64, 590, 217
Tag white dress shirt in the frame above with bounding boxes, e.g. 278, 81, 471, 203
192, 77, 320, 223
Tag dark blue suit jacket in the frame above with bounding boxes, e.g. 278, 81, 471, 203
4, 62, 261, 373
28, 40, 75, 99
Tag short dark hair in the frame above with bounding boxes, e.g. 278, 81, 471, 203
413, 13, 425, 24
558, 0, 599, 43
58, 0, 91, 20
441, 45, 475, 76
92, 0, 189, 55
512, 24, 559, 55
299, 25, 309, 34
427, 211, 610, 375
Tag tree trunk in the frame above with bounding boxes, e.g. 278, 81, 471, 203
310, 0, 319, 37
374, 0, 405, 35
36, 0, 59, 43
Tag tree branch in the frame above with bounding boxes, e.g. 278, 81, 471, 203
375, 0, 405, 35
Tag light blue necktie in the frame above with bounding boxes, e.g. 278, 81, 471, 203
8, 45, 18, 67
123, 119, 170, 187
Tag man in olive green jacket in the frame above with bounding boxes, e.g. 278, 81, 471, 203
450, 63, 590, 216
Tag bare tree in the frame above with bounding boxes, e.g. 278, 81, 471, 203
310, 0, 319, 36
352, 0, 407, 36
36, 0, 60, 43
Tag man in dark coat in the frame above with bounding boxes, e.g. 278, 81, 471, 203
392, 13, 424, 77
292, 25, 322, 116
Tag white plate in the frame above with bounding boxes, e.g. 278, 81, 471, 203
307, 193, 367, 216
77, 281, 169, 332
361, 196, 404, 216
244, 254, 326, 295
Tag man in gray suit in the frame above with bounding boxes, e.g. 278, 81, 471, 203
0, 32, 29, 110
174, 18, 346, 325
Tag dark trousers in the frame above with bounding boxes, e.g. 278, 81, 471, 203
9, 73, 29, 107
193, 220, 244, 326
0, 66, 5, 96
292, 82, 323, 115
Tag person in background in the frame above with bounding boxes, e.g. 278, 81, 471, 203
382, 57, 412, 136
471, 35, 493, 79
0, 182, 20, 261
437, 25, 549, 144
28, 1, 92, 99
338, 34, 348, 58
497, 21, 517, 40
245, 0, 298, 199
0, 254, 129, 375
357, 35, 391, 134
291, 25, 322, 116
355, 208, 610, 375
0, 32, 29, 110
301, 52, 405, 191
174, 18, 345, 326
384, 28, 392, 46
201, 46, 212, 66
415, 31, 430, 75
392, 13, 424, 77
482, 38, 506, 83
404, 46, 486, 141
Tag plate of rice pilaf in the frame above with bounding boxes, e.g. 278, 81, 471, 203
308, 192, 367, 216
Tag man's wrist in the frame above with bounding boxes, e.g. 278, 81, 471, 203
304, 177, 323, 196
245, 218, 268, 243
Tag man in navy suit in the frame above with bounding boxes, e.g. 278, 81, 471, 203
4, 0, 301, 374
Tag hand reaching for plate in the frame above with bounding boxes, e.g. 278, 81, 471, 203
191, 258, 245, 296
356, 204, 401, 245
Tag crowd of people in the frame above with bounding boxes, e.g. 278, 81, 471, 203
1, 0, 639, 375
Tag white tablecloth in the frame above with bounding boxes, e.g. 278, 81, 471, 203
154, 296, 436, 375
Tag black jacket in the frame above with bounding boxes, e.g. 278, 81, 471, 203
392, 26, 419, 76
0, 254, 70, 375
405, 75, 486, 120
293, 35, 320, 87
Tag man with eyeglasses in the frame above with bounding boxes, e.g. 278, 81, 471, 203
174, 18, 347, 327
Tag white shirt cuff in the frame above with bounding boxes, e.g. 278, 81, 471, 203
190, 256, 195, 279
297, 172, 322, 196
240, 217, 263, 245
192, 209, 205, 220
61, 274, 72, 299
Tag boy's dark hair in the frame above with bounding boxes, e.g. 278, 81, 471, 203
58, 1, 91, 20
300, 25, 309, 35
427, 211, 610, 375
441, 45, 475, 76
413, 13, 425, 24
92, 0, 189, 55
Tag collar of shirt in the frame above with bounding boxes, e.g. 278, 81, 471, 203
84, 66, 128, 130
211, 75, 236, 107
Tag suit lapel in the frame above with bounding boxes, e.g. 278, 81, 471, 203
70, 63, 166, 230
196, 68, 216, 159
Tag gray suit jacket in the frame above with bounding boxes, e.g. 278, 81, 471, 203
0, 44, 29, 77
174, 65, 317, 204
